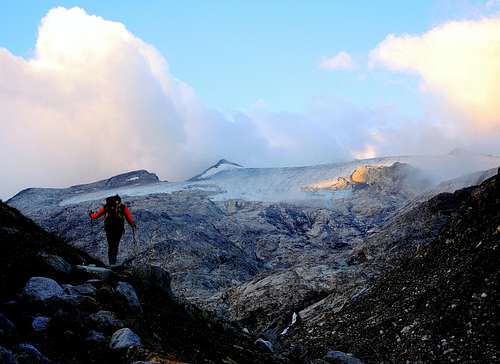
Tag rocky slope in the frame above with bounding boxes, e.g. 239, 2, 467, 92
285, 168, 500, 363
0, 201, 288, 363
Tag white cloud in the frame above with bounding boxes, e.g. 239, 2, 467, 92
319, 51, 356, 71
370, 16, 500, 129
0, 7, 356, 198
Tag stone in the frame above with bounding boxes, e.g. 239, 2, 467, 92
22, 277, 64, 303
37, 252, 72, 276
254, 338, 273, 352
32, 317, 50, 332
115, 282, 142, 314
0, 345, 18, 364
128, 264, 172, 296
56, 294, 98, 311
90, 310, 124, 331
324, 350, 363, 364
62, 283, 97, 297
75, 265, 115, 281
109, 328, 142, 350
15, 343, 51, 364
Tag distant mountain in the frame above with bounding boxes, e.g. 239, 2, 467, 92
189, 159, 243, 181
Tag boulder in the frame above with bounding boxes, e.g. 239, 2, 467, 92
0, 345, 18, 364
56, 294, 99, 311
32, 317, 50, 332
324, 350, 363, 364
22, 277, 64, 304
62, 283, 97, 297
115, 282, 142, 314
90, 310, 124, 331
15, 343, 51, 364
109, 328, 142, 350
254, 338, 273, 352
37, 253, 72, 276
75, 265, 115, 281
0, 313, 17, 341
128, 265, 172, 296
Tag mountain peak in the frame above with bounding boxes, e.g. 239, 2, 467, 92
189, 159, 243, 181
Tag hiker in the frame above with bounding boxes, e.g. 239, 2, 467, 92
89, 195, 136, 265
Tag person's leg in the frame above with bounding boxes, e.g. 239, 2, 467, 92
105, 227, 123, 265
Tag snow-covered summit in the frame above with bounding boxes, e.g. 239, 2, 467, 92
189, 159, 243, 181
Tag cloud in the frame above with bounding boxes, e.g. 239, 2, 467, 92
370, 16, 500, 129
1, 7, 499, 199
319, 51, 356, 70
0, 7, 359, 198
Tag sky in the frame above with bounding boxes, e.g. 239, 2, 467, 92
1, 0, 500, 198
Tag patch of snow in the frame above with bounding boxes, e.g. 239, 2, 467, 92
126, 176, 140, 182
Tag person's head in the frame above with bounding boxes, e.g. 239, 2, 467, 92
105, 194, 121, 206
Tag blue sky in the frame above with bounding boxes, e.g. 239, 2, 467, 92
1, 0, 481, 114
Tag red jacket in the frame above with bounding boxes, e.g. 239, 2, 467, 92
90, 205, 135, 227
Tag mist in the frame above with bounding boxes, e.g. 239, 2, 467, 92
1, 7, 499, 199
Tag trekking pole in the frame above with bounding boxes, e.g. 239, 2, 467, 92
132, 225, 139, 256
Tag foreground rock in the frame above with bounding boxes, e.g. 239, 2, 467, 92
109, 328, 142, 350
22, 277, 64, 303
115, 282, 142, 314
324, 350, 363, 364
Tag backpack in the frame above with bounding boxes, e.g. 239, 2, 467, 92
104, 195, 125, 225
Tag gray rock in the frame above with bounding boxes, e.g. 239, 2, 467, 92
22, 277, 64, 303
56, 294, 98, 311
75, 265, 114, 280
37, 252, 72, 276
128, 264, 172, 296
0, 346, 18, 364
15, 343, 50, 364
32, 317, 50, 332
109, 328, 142, 350
85, 330, 107, 345
90, 310, 124, 331
115, 282, 142, 313
0, 313, 17, 341
62, 283, 97, 297
324, 350, 363, 364
254, 338, 273, 352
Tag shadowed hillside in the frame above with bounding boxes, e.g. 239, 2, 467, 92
0, 201, 288, 364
